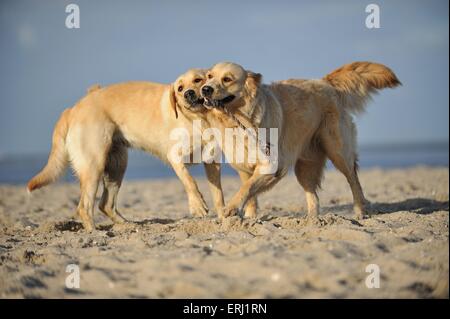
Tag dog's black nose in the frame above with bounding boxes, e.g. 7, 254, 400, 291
202, 86, 214, 97
184, 89, 196, 99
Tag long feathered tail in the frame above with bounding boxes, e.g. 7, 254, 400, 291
323, 61, 401, 114
27, 108, 71, 192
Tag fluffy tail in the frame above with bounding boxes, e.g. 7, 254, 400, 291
324, 61, 401, 114
27, 108, 71, 192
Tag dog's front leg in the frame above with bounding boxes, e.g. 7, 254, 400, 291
222, 167, 286, 218
237, 170, 258, 218
203, 163, 225, 217
170, 161, 209, 217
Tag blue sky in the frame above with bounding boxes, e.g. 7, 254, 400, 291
0, 0, 448, 155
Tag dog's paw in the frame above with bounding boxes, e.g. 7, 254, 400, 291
189, 203, 209, 218
354, 202, 373, 220
188, 195, 209, 218
101, 209, 128, 224
215, 207, 225, 219
221, 206, 240, 218
354, 213, 369, 221
82, 221, 95, 232
306, 215, 321, 226
364, 201, 377, 216
111, 213, 128, 224
244, 209, 257, 219
243, 204, 257, 218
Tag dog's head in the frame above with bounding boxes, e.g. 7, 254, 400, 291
201, 62, 262, 109
170, 68, 207, 118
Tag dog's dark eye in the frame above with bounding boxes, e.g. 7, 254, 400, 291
194, 78, 202, 83
177, 85, 183, 92
223, 77, 232, 83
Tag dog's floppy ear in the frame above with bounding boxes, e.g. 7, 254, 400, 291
245, 71, 262, 99
169, 85, 178, 119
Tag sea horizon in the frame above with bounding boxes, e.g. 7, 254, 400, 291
0, 140, 448, 184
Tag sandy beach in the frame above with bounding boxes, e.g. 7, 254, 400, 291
0, 166, 448, 298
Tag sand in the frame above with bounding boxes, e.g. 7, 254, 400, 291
0, 166, 448, 298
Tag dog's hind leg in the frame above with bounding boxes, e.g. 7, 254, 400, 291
99, 142, 128, 224
320, 112, 368, 219
75, 168, 102, 232
67, 122, 114, 231
294, 149, 327, 220
204, 163, 225, 217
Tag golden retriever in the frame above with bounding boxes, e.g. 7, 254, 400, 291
27, 69, 226, 231
201, 61, 401, 220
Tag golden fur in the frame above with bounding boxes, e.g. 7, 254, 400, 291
28, 69, 226, 231
201, 61, 401, 220
27, 61, 401, 229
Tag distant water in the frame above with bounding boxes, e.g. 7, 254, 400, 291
0, 142, 448, 184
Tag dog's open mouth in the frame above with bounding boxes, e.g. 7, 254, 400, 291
204, 95, 235, 108
192, 97, 205, 106
187, 97, 205, 109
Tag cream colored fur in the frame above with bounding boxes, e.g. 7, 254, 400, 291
28, 69, 225, 231
202, 61, 401, 220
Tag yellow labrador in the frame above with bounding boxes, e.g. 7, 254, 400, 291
28, 69, 225, 231
201, 61, 401, 220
